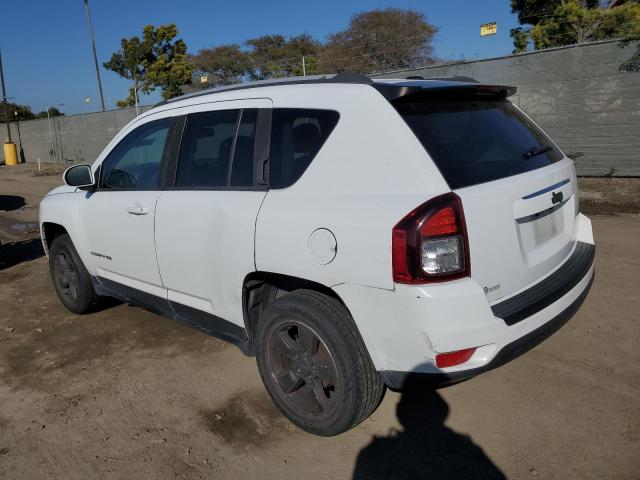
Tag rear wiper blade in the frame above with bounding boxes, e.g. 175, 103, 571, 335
523, 145, 553, 159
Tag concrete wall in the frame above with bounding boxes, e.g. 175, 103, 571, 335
1, 105, 151, 166
375, 40, 640, 176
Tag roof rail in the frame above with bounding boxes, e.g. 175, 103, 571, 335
402, 75, 478, 83
155, 72, 373, 107
153, 73, 503, 109
428, 76, 479, 83
327, 72, 373, 84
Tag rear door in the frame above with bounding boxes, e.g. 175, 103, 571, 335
394, 96, 578, 302
154, 99, 271, 328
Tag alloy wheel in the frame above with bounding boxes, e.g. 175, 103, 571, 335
53, 251, 79, 303
267, 321, 339, 415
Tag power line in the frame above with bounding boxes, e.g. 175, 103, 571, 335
212, 14, 635, 77
243, 31, 634, 77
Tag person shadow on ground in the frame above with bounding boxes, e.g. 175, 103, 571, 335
0, 238, 44, 270
353, 375, 506, 480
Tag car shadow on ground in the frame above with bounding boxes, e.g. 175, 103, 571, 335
0, 195, 26, 212
353, 375, 505, 480
0, 238, 45, 270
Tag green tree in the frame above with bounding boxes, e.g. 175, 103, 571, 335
103, 24, 194, 107
511, 0, 563, 25
186, 8, 439, 83
245, 34, 320, 79
35, 107, 64, 119
189, 44, 253, 87
317, 8, 438, 73
510, 0, 640, 52
0, 101, 35, 122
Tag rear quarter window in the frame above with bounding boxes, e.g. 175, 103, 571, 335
269, 109, 339, 189
394, 99, 564, 189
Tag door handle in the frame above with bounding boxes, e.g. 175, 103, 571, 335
126, 205, 149, 215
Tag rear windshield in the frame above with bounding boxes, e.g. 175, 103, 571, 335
394, 99, 564, 189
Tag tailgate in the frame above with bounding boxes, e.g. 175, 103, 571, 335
391, 90, 581, 302
457, 158, 579, 302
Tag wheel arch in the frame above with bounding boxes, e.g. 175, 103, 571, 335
39, 192, 88, 267
41, 222, 69, 254
242, 271, 350, 354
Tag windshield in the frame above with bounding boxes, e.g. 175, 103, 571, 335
394, 98, 564, 189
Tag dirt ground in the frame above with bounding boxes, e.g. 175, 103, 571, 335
0, 163, 639, 479
579, 177, 640, 215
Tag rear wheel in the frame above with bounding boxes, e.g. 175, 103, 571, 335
49, 234, 99, 314
256, 289, 384, 436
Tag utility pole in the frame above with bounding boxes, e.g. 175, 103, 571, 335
302, 56, 306, 77
133, 73, 139, 116
46, 107, 57, 163
83, 0, 106, 111
0, 49, 12, 142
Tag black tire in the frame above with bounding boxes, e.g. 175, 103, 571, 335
256, 289, 385, 436
49, 234, 99, 314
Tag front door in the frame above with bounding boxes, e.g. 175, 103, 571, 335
81, 117, 172, 299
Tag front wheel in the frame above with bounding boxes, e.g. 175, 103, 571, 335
49, 234, 99, 314
256, 289, 385, 436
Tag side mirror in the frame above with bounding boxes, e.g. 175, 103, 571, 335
63, 164, 96, 190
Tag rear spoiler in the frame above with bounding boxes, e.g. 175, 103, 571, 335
373, 83, 517, 102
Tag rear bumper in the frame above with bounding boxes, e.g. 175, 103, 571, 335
334, 214, 595, 385
380, 271, 594, 389
491, 242, 595, 326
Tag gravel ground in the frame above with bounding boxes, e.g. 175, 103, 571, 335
0, 163, 638, 479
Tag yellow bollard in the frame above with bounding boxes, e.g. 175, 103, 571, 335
3, 142, 18, 165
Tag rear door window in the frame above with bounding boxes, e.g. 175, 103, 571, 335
269, 109, 339, 189
176, 109, 260, 188
393, 99, 563, 189
176, 109, 240, 188
230, 109, 257, 187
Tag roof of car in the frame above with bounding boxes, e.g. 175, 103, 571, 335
155, 72, 516, 107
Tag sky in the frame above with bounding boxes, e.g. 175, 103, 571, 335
2, 0, 520, 115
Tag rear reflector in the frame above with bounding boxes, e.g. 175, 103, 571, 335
435, 348, 477, 368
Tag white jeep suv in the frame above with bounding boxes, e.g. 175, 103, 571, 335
40, 74, 595, 436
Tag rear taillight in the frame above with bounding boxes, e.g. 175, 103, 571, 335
392, 193, 470, 284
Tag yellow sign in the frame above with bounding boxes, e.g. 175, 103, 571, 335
480, 22, 497, 36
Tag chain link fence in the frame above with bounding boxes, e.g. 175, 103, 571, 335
2, 39, 638, 176
374, 39, 640, 176
1, 105, 151, 166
